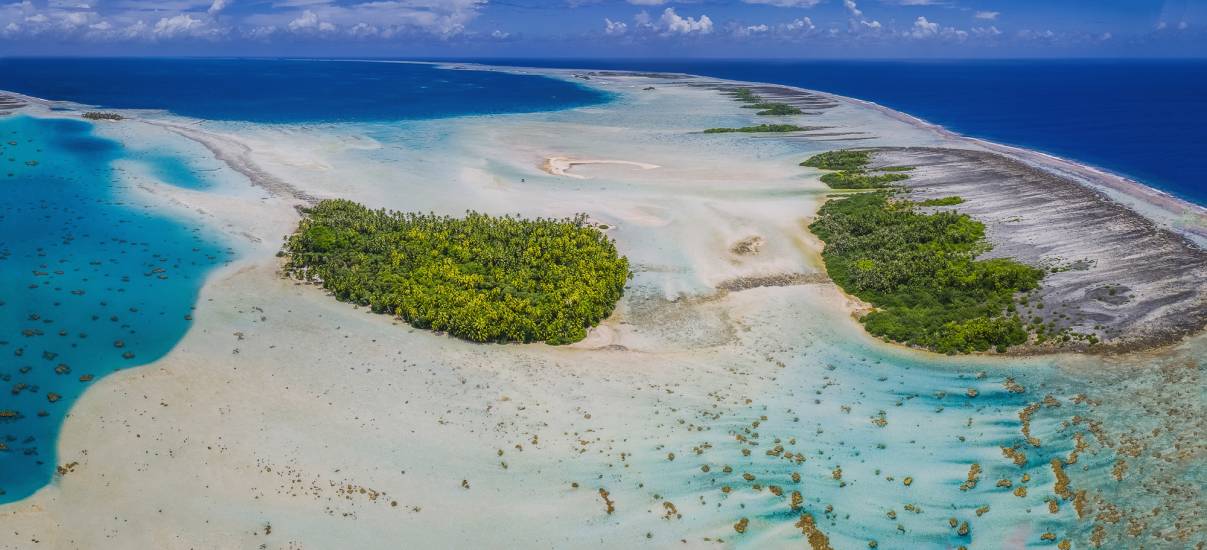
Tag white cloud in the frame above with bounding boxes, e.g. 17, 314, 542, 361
49, 0, 93, 8
974, 11, 999, 20
633, 10, 651, 28
741, 0, 822, 7
287, 9, 334, 33
658, 7, 711, 35
490, 29, 508, 39
348, 22, 377, 37
118, 20, 147, 39
1017, 29, 1056, 41
971, 25, 1000, 37
242, 0, 485, 39
1177, 21, 1188, 30
910, 15, 937, 37
843, 0, 862, 18
56, 11, 89, 29
208, 0, 230, 15
785, 17, 814, 32
245, 24, 277, 39
603, 17, 626, 35
907, 16, 967, 41
152, 14, 210, 38
734, 23, 768, 37
842, 0, 881, 33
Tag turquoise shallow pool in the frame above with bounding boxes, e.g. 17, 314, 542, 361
0, 115, 231, 502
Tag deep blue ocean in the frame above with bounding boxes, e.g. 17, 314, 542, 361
468, 58, 1206, 205
0, 58, 608, 123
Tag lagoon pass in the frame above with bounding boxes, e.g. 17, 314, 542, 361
0, 64, 1204, 549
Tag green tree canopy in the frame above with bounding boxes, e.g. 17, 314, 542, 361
284, 200, 630, 345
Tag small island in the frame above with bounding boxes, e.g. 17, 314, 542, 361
703, 124, 816, 134
82, 112, 124, 121
282, 199, 630, 344
726, 87, 804, 115
801, 149, 912, 189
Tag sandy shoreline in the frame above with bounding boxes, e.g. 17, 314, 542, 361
1, 64, 1203, 549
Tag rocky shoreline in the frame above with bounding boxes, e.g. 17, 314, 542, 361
869, 147, 1206, 354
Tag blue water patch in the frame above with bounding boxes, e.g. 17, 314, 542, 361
466, 58, 1207, 206
0, 58, 610, 123
0, 115, 231, 502
130, 150, 215, 191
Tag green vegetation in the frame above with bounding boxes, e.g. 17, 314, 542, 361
756, 103, 803, 116
916, 196, 965, 207
703, 124, 810, 134
82, 112, 123, 121
802, 149, 914, 190
820, 171, 910, 190
727, 88, 760, 103
741, 102, 804, 115
724, 88, 802, 115
283, 199, 630, 345
809, 192, 1044, 354
800, 150, 872, 171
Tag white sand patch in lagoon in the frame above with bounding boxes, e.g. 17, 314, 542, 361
1, 68, 1202, 549
541, 156, 660, 179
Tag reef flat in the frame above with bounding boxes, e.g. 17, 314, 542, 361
0, 94, 26, 116
0, 64, 1202, 550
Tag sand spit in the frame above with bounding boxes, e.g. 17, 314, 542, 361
541, 156, 660, 179
869, 147, 1207, 353
145, 120, 321, 205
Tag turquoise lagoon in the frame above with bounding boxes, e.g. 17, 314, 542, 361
0, 115, 231, 502
611, 314, 1201, 548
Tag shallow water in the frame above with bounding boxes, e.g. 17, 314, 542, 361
0, 115, 230, 502
564, 284, 1203, 549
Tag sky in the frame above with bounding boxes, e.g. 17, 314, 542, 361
0, 0, 1204, 57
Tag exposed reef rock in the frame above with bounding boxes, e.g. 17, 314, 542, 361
866, 147, 1206, 353
0, 94, 27, 116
